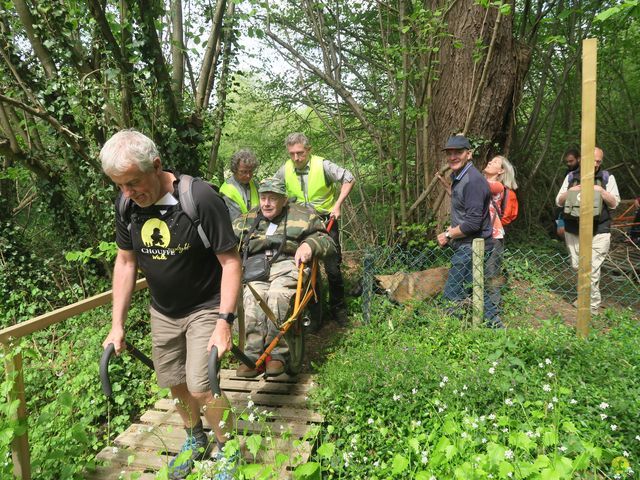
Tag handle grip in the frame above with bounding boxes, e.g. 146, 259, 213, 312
100, 342, 154, 398
208, 345, 257, 397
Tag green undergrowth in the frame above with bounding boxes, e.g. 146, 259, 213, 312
0, 295, 160, 479
308, 305, 640, 479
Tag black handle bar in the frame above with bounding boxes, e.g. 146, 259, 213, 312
208, 345, 256, 397
100, 342, 154, 398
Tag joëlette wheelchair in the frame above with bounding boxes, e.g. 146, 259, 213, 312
100, 259, 320, 399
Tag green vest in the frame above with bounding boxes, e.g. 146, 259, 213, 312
220, 178, 259, 214
284, 155, 336, 214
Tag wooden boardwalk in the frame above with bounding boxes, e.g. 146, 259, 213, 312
87, 370, 323, 479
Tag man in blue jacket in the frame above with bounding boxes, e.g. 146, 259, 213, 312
436, 135, 502, 328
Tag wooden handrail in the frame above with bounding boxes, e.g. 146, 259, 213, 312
0, 277, 148, 480
0, 278, 148, 343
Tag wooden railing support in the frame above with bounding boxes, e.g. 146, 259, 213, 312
0, 278, 148, 479
3, 347, 31, 480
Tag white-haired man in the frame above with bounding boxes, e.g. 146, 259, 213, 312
100, 129, 242, 479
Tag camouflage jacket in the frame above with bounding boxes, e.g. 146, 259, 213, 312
232, 203, 336, 259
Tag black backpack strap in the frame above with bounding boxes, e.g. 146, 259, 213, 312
178, 174, 211, 249
117, 193, 132, 232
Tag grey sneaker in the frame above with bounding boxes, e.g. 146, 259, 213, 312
213, 447, 241, 480
169, 434, 210, 479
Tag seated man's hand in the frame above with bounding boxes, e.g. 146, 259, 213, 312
295, 243, 313, 266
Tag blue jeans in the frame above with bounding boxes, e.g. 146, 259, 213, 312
443, 242, 500, 324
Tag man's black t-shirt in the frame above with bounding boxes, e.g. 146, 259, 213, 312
115, 174, 237, 317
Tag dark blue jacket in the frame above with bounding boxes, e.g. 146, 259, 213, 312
450, 162, 492, 246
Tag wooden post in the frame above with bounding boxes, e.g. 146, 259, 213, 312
3, 346, 31, 480
472, 238, 484, 326
577, 39, 598, 338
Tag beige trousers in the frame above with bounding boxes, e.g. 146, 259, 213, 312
564, 231, 611, 312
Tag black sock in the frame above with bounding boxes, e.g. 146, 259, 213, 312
187, 420, 207, 443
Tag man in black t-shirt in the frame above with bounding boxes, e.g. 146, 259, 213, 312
100, 130, 242, 479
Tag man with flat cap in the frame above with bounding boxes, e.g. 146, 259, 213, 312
436, 135, 503, 328
232, 177, 336, 377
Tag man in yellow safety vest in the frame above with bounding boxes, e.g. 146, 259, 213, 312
219, 149, 260, 221
274, 132, 355, 326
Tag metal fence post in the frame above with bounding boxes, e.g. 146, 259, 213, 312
362, 252, 375, 324
472, 238, 485, 326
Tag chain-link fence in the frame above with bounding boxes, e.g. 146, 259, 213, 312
358, 240, 640, 323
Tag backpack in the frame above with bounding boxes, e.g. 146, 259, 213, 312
117, 173, 219, 249
499, 188, 519, 226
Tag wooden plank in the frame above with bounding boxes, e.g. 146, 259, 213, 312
113, 424, 313, 463
4, 349, 31, 480
219, 379, 313, 395
154, 398, 323, 423
0, 278, 148, 343
140, 410, 315, 437
84, 465, 157, 480
219, 368, 313, 384
96, 446, 168, 470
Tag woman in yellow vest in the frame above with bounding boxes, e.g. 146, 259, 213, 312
219, 149, 260, 221
274, 132, 356, 326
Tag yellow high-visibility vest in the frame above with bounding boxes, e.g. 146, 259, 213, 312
284, 155, 336, 214
219, 178, 259, 214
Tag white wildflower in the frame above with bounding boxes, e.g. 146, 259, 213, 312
482, 437, 487, 443
461, 432, 468, 439
611, 424, 618, 431
547, 403, 554, 410
442, 376, 449, 383
543, 384, 551, 392
623, 451, 629, 458
545, 358, 552, 365
247, 400, 255, 408
570, 398, 577, 404
558, 446, 567, 452
599, 402, 609, 409
367, 418, 374, 425
600, 413, 608, 420
393, 394, 401, 401
502, 427, 509, 433
218, 421, 226, 428
504, 449, 514, 460
538, 362, 544, 368
488, 367, 495, 375
552, 396, 558, 403
111, 447, 119, 454
505, 398, 514, 406
547, 372, 554, 378
488, 413, 496, 420
412, 388, 418, 395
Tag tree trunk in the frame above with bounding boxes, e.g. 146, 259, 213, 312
427, 1, 518, 220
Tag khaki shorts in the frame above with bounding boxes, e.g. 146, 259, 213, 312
149, 306, 219, 392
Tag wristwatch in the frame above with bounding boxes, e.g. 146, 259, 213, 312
444, 229, 452, 240
219, 312, 236, 326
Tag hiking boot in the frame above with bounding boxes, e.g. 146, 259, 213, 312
265, 359, 285, 376
169, 434, 210, 479
333, 308, 349, 326
212, 447, 241, 480
236, 364, 259, 378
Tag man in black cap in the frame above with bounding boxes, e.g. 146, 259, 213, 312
436, 135, 503, 327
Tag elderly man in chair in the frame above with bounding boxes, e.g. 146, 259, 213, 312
232, 177, 335, 377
